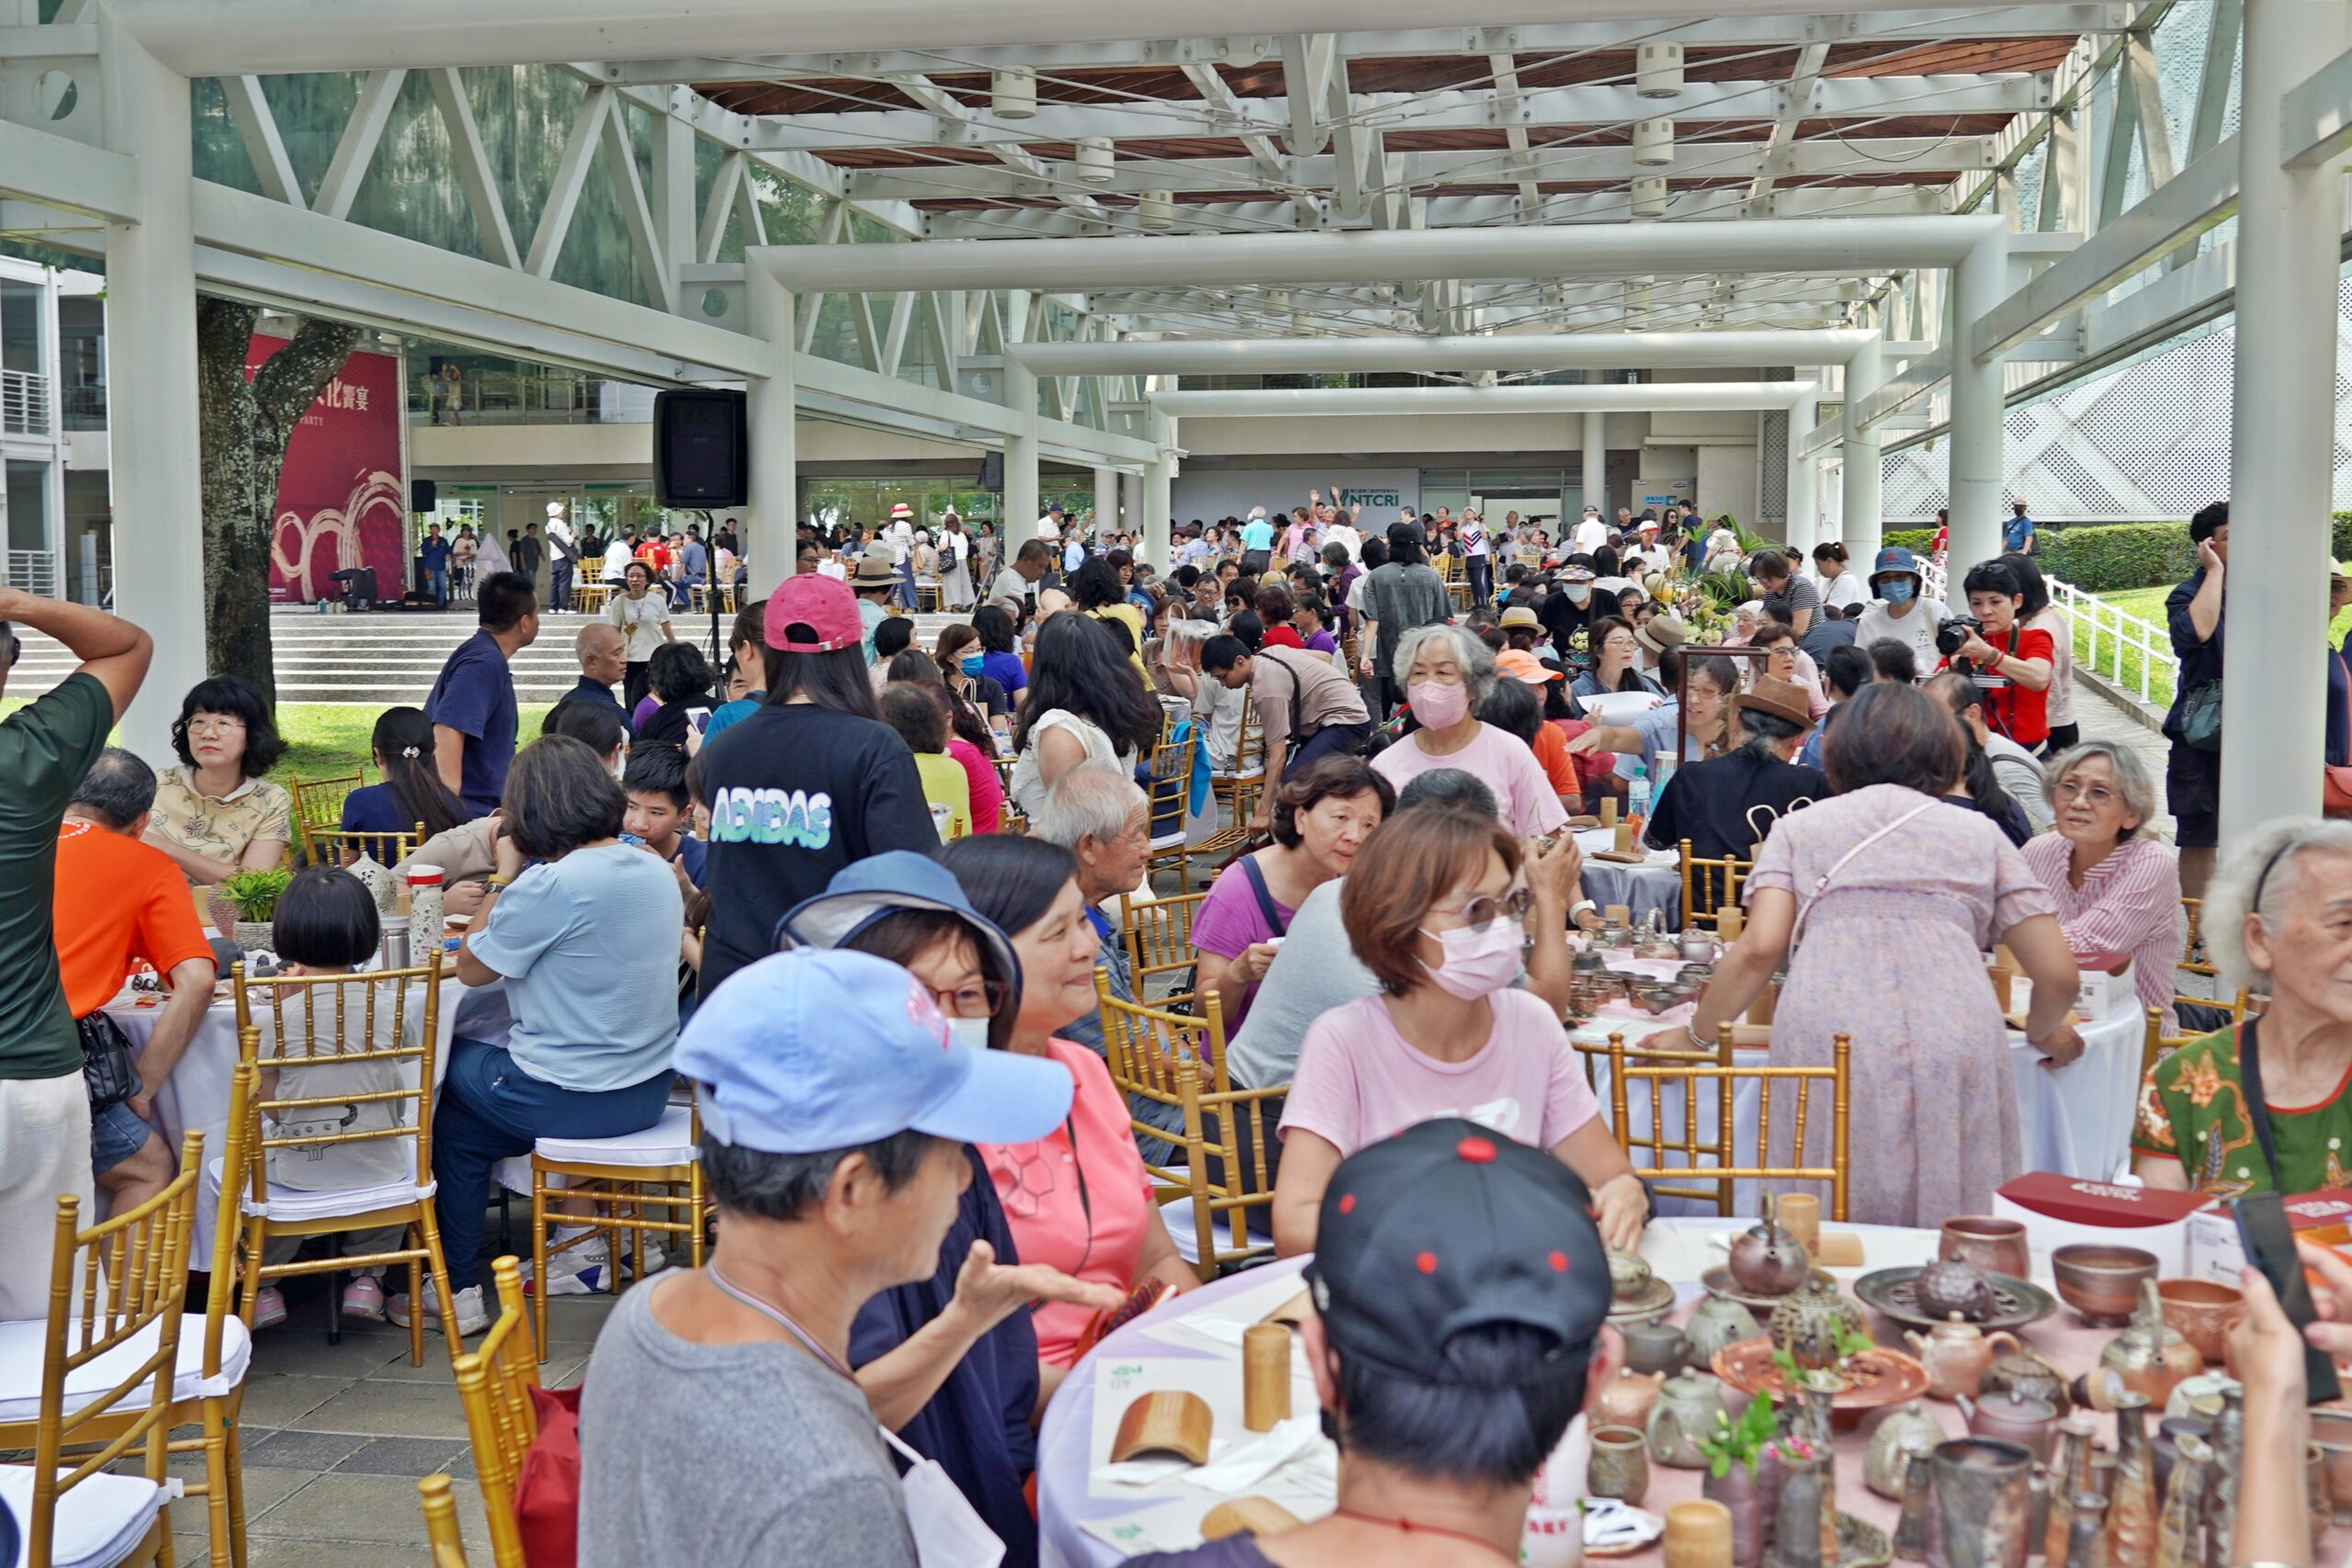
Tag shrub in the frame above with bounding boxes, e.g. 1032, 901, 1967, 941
1883, 528, 1934, 554
1886, 513, 2352, 594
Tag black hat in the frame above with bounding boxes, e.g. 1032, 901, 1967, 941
1306, 1119, 1611, 1387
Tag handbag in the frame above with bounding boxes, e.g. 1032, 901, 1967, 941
74, 1010, 140, 1111
2327, 655, 2352, 818
2178, 677, 2222, 753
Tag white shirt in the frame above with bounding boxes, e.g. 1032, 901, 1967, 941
885, 520, 913, 562
1853, 594, 1951, 670
1572, 518, 1609, 554
1818, 570, 1867, 613
1323, 524, 1362, 561
1036, 514, 1062, 541
601, 540, 631, 581
1461, 517, 1489, 558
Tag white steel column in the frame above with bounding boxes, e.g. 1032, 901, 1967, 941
99, 17, 204, 760
1092, 467, 1118, 538
1947, 230, 2010, 572
1838, 335, 1884, 561
1121, 472, 1146, 557
1002, 359, 1040, 552
1581, 409, 1608, 518
1142, 410, 1174, 570
2220, 0, 2351, 842
1786, 388, 1819, 552
744, 265, 799, 589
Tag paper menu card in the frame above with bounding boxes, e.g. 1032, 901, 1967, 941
1080, 1482, 1335, 1559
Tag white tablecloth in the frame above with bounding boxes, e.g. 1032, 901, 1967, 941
105, 975, 469, 1256
1586, 997, 2147, 1217
1573, 828, 1683, 931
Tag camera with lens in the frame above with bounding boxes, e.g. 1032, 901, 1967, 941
1935, 615, 1984, 660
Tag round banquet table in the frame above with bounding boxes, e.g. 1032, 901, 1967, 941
1038, 1219, 2352, 1566
103, 971, 469, 1256
1574, 828, 1684, 931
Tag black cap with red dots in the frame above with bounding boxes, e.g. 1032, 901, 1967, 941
1304, 1118, 1612, 1388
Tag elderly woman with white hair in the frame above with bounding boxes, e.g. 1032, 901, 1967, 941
2133, 818, 2352, 1197
2021, 741, 2182, 1032
1372, 622, 1569, 840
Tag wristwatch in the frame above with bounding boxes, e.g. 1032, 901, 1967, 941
484, 874, 514, 888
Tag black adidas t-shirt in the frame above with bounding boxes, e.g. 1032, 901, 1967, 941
696, 702, 940, 999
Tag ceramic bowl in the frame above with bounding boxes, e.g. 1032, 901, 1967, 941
1630, 983, 1697, 1016
2051, 1244, 2160, 1325
2155, 1278, 2246, 1365
2312, 1408, 2352, 1524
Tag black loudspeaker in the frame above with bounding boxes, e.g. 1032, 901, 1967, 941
410, 478, 436, 513
978, 450, 1004, 492
654, 389, 750, 508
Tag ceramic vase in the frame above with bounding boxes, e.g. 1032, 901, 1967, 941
1894, 1441, 1937, 1563
1704, 1460, 1765, 1568
1763, 1448, 1827, 1568
1932, 1438, 2036, 1568
2064, 1493, 2111, 1568
2154, 1433, 2211, 1568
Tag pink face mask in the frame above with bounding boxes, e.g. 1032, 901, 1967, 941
1408, 680, 1470, 729
1419, 919, 1525, 998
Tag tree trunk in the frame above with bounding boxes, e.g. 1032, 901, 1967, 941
194, 297, 361, 701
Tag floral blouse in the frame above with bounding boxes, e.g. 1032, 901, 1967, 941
2133, 1021, 2352, 1196
150, 766, 293, 920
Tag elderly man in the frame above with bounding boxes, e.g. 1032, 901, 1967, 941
560, 623, 628, 712
51, 749, 213, 1212
580, 947, 1074, 1568
1029, 759, 1149, 1059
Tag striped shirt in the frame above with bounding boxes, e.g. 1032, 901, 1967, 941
2020, 832, 2180, 1032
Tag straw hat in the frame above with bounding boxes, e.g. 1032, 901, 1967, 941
851, 546, 899, 587
1735, 674, 1813, 732
1634, 614, 1687, 657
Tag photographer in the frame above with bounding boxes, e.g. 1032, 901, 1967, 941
1939, 559, 2054, 750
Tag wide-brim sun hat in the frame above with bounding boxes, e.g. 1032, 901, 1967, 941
1735, 674, 1814, 731
776, 851, 1022, 998
851, 546, 900, 586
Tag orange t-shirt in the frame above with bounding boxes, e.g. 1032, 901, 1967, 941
1529, 719, 1584, 806
51, 820, 214, 1018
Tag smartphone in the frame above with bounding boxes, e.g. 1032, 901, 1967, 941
2232, 1191, 2343, 1404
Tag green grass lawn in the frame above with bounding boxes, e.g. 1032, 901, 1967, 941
2075, 585, 2352, 713
0, 699, 554, 784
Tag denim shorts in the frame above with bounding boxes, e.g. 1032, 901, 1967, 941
90, 1099, 154, 1177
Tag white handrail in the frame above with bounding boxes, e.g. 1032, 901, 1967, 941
1918, 551, 2177, 705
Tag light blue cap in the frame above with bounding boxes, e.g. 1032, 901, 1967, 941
678, 947, 1072, 1155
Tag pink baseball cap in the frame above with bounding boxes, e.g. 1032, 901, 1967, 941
763, 572, 865, 653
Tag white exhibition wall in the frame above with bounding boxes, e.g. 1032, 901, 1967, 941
1169, 466, 1422, 525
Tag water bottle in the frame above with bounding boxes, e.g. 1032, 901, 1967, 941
1626, 764, 1652, 824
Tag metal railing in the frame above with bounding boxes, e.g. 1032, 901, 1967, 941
1918, 552, 2177, 708
2, 369, 51, 436
6, 549, 61, 597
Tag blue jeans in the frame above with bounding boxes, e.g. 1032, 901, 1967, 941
425, 568, 447, 605
430, 1036, 673, 1290
1284, 720, 1372, 781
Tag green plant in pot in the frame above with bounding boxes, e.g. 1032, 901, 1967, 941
220, 867, 294, 952
1697, 1392, 1780, 1568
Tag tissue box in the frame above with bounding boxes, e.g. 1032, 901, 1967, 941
2186, 1190, 2352, 1284
1992, 1172, 2214, 1276
2075, 960, 2135, 1021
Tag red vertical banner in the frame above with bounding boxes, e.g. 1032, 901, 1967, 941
247, 334, 404, 603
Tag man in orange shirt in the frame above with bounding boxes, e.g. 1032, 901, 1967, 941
53, 749, 216, 1209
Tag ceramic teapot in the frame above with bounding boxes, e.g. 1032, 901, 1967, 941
1769, 1278, 1865, 1372
1905, 1314, 2022, 1403
1685, 1295, 1764, 1370
1958, 1387, 2063, 1463
1645, 1373, 1726, 1469
1594, 1370, 1668, 1430
2098, 1279, 2203, 1409
1864, 1402, 1950, 1499
1727, 1194, 1812, 1297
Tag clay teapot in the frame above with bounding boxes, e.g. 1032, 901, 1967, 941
1864, 1402, 1950, 1499
2096, 1280, 2203, 1409
1958, 1387, 2063, 1463
1728, 1194, 1812, 1298
1622, 1318, 1691, 1377
1769, 1278, 1867, 1372
1595, 1369, 1668, 1429
1979, 1347, 2071, 1412
1905, 1314, 2022, 1403
1684, 1294, 1764, 1370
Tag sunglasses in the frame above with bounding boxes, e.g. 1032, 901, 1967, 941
1442, 886, 1533, 931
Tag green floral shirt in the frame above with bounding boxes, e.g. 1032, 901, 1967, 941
2133, 1022, 2352, 1196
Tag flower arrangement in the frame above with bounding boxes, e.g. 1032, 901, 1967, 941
1695, 1385, 1780, 1478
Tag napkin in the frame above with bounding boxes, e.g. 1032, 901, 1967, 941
1584, 1498, 1664, 1550
1092, 1447, 1224, 1489
1182, 1417, 1326, 1493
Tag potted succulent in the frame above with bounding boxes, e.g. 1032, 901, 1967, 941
220, 867, 294, 951
1696, 1392, 1780, 1568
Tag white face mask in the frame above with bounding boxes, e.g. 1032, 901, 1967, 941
883, 1428, 1006, 1567
945, 1017, 989, 1053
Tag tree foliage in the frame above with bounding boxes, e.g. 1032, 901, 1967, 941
195, 297, 358, 699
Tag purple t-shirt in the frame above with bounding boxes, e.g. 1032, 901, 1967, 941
1280, 989, 1599, 1158
1190, 856, 1296, 1034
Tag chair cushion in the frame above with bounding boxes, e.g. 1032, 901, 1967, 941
492, 1156, 536, 1196
1159, 1194, 1202, 1267
0, 1313, 251, 1426
0, 1464, 165, 1568
1148, 829, 1187, 852
1211, 765, 1266, 783
208, 1156, 434, 1222
533, 1107, 696, 1168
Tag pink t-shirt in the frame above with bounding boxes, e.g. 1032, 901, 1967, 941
1279, 989, 1599, 1157
1370, 721, 1569, 840
978, 1038, 1154, 1368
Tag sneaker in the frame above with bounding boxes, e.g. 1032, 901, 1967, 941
524, 1233, 613, 1296
388, 1280, 489, 1337
341, 1275, 387, 1322
251, 1284, 288, 1329
625, 1238, 668, 1279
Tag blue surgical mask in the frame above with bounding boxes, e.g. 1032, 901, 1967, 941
1880, 579, 1916, 605
959, 653, 986, 676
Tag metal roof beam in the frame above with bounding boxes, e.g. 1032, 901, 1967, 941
1011, 327, 1876, 375
1151, 381, 1819, 417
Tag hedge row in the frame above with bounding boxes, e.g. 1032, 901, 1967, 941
1865, 513, 2352, 593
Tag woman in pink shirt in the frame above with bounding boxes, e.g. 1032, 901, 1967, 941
943, 835, 1198, 1402
2021, 741, 2182, 1032
1272, 807, 1648, 1257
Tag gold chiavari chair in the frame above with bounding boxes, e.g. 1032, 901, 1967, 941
6, 1131, 205, 1568
573, 580, 611, 616
230, 953, 463, 1369
1173, 1059, 1286, 1280
453, 1258, 539, 1568
1096, 975, 1229, 1198
1190, 698, 1265, 869
1606, 1031, 1854, 1221
2178, 897, 2212, 981
417, 1474, 475, 1568
1142, 723, 1197, 892
1678, 840, 1752, 931
1574, 1027, 1737, 1213
288, 773, 366, 863
528, 1089, 704, 1361
1123, 890, 1206, 1011
305, 824, 423, 871
2139, 1002, 2245, 1085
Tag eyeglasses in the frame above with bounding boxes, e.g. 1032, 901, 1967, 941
932, 978, 1012, 1018
2053, 778, 2119, 807
1441, 886, 1533, 931
186, 716, 246, 736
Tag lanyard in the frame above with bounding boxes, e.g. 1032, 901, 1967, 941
1064, 1113, 1095, 1276
2236, 1016, 2286, 1192
704, 1263, 854, 1380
